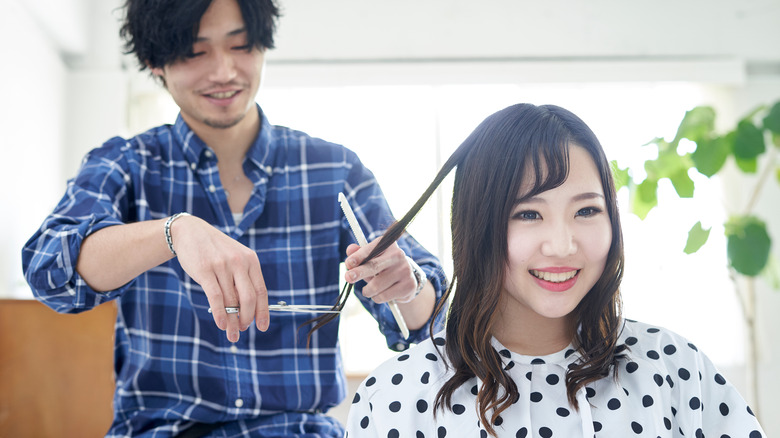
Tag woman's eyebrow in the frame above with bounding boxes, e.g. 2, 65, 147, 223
572, 192, 605, 202
514, 191, 604, 205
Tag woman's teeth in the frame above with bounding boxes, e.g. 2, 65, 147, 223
530, 269, 578, 283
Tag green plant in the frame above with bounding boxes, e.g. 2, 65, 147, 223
614, 99, 780, 419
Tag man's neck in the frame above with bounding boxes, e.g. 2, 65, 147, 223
185, 108, 261, 166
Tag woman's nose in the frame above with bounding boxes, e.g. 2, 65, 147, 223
540, 221, 578, 257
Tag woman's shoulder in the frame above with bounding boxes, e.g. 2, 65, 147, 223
618, 319, 708, 374
357, 332, 450, 400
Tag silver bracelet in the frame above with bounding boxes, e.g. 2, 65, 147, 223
164, 212, 191, 256
406, 256, 427, 298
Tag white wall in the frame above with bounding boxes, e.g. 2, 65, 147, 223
3, 0, 779, 433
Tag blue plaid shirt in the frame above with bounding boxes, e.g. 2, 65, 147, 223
22, 106, 447, 437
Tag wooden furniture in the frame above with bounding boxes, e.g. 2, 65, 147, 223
0, 299, 116, 437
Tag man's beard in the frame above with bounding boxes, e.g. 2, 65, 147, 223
203, 112, 246, 129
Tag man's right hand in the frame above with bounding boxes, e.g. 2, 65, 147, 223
169, 214, 269, 342
76, 215, 269, 343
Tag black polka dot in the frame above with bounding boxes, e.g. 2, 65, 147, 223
626, 361, 639, 373
625, 336, 638, 346
352, 393, 361, 404
642, 395, 654, 407
688, 342, 698, 351
539, 427, 553, 438
664, 344, 677, 355
480, 431, 487, 438
689, 397, 701, 410
586, 387, 596, 399
714, 373, 727, 385
392, 374, 403, 385
494, 416, 504, 426
623, 387, 630, 396
504, 361, 515, 370
666, 375, 675, 388
416, 432, 425, 438
749, 431, 762, 438
360, 416, 370, 429
631, 422, 643, 433
499, 349, 511, 358
421, 372, 430, 384
388, 429, 399, 438
653, 374, 664, 386
438, 426, 447, 437
546, 374, 559, 385
531, 358, 546, 365
452, 404, 466, 415
525, 372, 532, 381
389, 401, 402, 412
719, 402, 729, 416
398, 354, 410, 361
471, 384, 478, 396
425, 353, 438, 361
647, 350, 660, 360
671, 406, 677, 416
366, 377, 376, 387
722, 435, 732, 438
748, 405, 755, 416
530, 392, 543, 402
433, 337, 446, 346
565, 348, 575, 358
608, 398, 621, 410
593, 421, 602, 432
647, 327, 660, 333
695, 428, 704, 438
663, 417, 671, 430
369, 402, 373, 412
556, 407, 570, 417
516, 428, 528, 438
678, 368, 691, 380
417, 399, 428, 413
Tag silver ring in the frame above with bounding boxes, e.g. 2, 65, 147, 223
207, 307, 240, 314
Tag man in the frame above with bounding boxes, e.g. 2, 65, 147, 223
21, 0, 446, 436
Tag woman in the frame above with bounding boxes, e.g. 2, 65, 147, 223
343, 104, 765, 437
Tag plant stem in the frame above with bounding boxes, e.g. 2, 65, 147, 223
743, 145, 777, 216
745, 277, 760, 420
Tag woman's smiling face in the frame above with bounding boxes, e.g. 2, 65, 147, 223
500, 144, 612, 326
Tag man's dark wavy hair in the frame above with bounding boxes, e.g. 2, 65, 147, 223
120, 0, 280, 71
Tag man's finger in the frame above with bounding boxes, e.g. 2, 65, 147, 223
233, 271, 256, 331
216, 271, 241, 343
249, 262, 269, 331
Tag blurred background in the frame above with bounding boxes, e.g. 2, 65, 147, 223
1, 0, 779, 434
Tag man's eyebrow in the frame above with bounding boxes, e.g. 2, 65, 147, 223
195, 28, 247, 42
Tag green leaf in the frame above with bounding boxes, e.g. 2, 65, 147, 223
733, 120, 765, 160
684, 221, 711, 254
669, 169, 695, 198
762, 101, 780, 135
726, 216, 772, 276
631, 178, 658, 220
673, 106, 716, 144
735, 156, 758, 173
761, 253, 780, 290
691, 136, 730, 177
611, 160, 630, 192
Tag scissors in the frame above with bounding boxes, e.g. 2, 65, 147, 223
208, 301, 340, 315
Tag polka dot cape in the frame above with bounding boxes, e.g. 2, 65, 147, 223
345, 319, 765, 437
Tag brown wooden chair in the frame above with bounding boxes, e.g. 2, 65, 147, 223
0, 299, 116, 437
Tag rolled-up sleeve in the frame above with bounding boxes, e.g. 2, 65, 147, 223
22, 138, 134, 313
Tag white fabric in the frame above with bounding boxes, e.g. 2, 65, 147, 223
345, 319, 765, 437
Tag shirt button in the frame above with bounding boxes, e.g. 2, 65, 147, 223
209, 185, 217, 193
190, 163, 197, 171
234, 398, 244, 408
265, 166, 273, 175
394, 343, 407, 351
205, 150, 213, 158
230, 345, 238, 354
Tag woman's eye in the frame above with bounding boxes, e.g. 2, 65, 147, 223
576, 207, 602, 217
514, 211, 541, 221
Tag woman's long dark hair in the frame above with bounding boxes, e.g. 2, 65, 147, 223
311, 103, 625, 437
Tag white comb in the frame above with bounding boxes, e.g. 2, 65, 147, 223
338, 192, 409, 339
